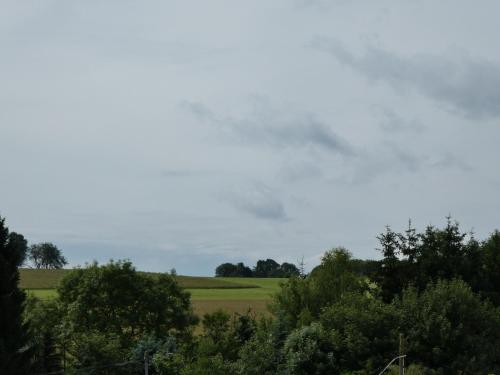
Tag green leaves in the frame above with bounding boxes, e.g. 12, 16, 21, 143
284, 323, 335, 375
28, 242, 67, 269
272, 248, 367, 328
396, 279, 500, 374
55, 260, 197, 370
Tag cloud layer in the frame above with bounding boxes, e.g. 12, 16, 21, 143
182, 100, 353, 156
1, 1, 499, 275
313, 37, 500, 119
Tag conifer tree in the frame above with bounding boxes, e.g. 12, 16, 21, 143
0, 216, 32, 374
376, 226, 403, 301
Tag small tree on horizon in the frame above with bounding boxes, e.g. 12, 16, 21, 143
28, 243, 67, 269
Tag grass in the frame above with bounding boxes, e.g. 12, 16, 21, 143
26, 289, 58, 299
174, 275, 259, 289
188, 278, 283, 300
19, 269, 70, 289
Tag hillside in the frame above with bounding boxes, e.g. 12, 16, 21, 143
19, 268, 260, 290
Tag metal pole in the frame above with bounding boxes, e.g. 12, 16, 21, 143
378, 355, 407, 375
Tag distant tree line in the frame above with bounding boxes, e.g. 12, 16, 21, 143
217, 257, 379, 279
215, 258, 300, 278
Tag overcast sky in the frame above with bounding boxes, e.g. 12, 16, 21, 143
1, 1, 500, 275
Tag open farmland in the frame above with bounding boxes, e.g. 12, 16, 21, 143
19, 269, 260, 289
21, 269, 284, 317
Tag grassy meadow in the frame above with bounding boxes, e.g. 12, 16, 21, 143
21, 269, 284, 318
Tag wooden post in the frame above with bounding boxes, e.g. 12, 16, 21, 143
144, 351, 149, 375
399, 334, 404, 375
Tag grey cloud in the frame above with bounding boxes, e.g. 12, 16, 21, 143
347, 145, 474, 186
278, 159, 324, 182
293, 0, 349, 10
294, 0, 332, 10
182, 101, 427, 186
431, 153, 474, 172
161, 169, 195, 178
312, 37, 500, 119
160, 169, 218, 178
375, 108, 426, 134
224, 184, 288, 221
345, 144, 423, 185
387, 144, 421, 173
181, 101, 216, 122
181, 100, 354, 156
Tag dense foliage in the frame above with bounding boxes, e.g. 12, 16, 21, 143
272, 248, 367, 327
22, 260, 198, 374
2, 213, 500, 374
215, 262, 253, 277
375, 217, 500, 304
215, 258, 300, 277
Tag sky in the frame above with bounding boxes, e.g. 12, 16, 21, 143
1, 0, 500, 275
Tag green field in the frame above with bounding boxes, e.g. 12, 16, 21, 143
188, 278, 283, 300
21, 269, 285, 318
20, 269, 260, 289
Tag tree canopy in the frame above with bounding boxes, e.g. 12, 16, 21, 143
58, 260, 198, 341
273, 247, 367, 328
375, 217, 500, 304
27, 260, 200, 372
215, 262, 253, 277
28, 242, 67, 269
215, 259, 300, 278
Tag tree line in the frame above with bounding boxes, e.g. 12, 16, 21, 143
215, 259, 300, 278
1, 214, 500, 374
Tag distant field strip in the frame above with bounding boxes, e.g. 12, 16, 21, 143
188, 278, 283, 300
19, 269, 260, 289
22, 270, 284, 317
27, 289, 58, 299
19, 269, 69, 289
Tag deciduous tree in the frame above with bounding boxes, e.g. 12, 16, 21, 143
28, 242, 67, 269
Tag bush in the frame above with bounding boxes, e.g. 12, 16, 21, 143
180, 354, 231, 375
397, 279, 500, 374
235, 316, 288, 375
56, 260, 197, 371
58, 260, 197, 343
320, 293, 399, 373
273, 248, 367, 327
283, 323, 335, 375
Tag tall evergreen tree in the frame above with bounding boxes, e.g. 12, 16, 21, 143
399, 219, 419, 263
479, 230, 500, 305
0, 216, 32, 374
376, 226, 404, 302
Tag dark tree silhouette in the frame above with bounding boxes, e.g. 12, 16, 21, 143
28, 242, 67, 269
0, 216, 32, 374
